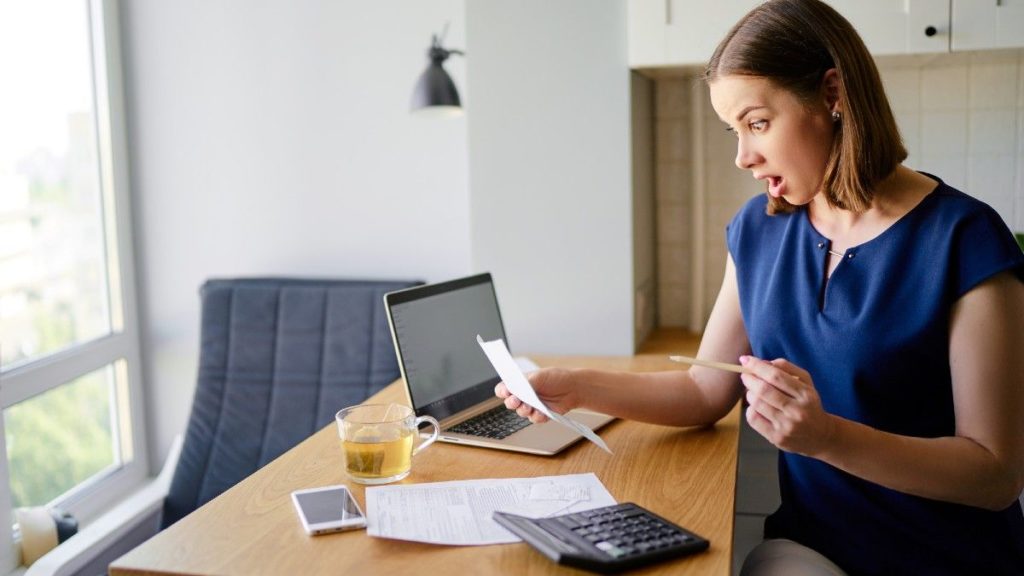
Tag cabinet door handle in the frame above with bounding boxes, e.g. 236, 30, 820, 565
665, 0, 672, 25
924, 25, 937, 37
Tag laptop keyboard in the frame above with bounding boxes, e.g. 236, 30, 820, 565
446, 405, 532, 439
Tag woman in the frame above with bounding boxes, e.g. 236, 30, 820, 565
496, 1, 1024, 574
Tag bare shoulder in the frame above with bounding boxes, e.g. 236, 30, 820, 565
950, 269, 1024, 342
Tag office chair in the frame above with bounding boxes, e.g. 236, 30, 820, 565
161, 277, 420, 528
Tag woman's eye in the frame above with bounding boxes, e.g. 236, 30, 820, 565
749, 120, 767, 132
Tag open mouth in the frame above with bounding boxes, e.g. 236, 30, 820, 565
767, 176, 783, 198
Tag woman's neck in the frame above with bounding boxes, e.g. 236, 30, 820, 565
809, 165, 936, 246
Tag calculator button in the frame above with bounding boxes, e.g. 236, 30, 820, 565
556, 516, 581, 529
595, 541, 627, 558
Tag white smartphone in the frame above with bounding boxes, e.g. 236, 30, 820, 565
291, 485, 367, 535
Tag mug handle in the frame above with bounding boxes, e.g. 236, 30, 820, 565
412, 415, 440, 457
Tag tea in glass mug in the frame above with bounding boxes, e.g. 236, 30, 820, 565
336, 403, 439, 484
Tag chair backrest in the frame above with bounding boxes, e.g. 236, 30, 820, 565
162, 277, 421, 528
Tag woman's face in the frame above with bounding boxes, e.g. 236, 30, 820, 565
709, 75, 835, 206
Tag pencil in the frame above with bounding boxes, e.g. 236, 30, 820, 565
668, 355, 753, 374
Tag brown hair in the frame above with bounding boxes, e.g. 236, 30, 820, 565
704, 0, 906, 214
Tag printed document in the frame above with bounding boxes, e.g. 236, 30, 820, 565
477, 335, 612, 454
365, 473, 616, 545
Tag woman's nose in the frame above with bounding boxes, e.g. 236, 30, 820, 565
734, 139, 760, 170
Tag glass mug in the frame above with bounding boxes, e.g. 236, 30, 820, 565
335, 403, 440, 484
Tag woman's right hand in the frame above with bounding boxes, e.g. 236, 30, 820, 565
494, 367, 579, 424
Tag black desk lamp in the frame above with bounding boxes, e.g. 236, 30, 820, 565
411, 29, 464, 117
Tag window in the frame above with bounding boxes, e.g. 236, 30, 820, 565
0, 0, 145, 570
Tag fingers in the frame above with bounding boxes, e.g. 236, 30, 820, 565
739, 355, 834, 456
512, 400, 548, 424
518, 403, 547, 423
494, 382, 509, 398
494, 382, 549, 423
503, 394, 522, 410
739, 356, 802, 398
740, 355, 802, 428
769, 358, 811, 383
496, 382, 528, 413
745, 404, 775, 437
740, 373, 797, 416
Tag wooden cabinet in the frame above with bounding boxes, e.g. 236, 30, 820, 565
951, 0, 1024, 51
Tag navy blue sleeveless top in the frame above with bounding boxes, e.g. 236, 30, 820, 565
726, 177, 1024, 575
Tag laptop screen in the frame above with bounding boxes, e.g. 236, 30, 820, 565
385, 273, 508, 419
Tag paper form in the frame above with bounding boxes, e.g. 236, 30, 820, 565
365, 473, 616, 545
477, 336, 612, 454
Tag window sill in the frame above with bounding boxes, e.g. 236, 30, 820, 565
18, 436, 181, 576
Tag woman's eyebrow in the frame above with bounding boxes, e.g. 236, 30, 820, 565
734, 105, 768, 122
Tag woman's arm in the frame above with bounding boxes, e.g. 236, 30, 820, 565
498, 256, 750, 427
743, 270, 1024, 510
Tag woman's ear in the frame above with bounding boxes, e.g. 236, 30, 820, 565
822, 68, 841, 113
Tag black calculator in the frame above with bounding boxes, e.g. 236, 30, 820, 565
493, 502, 709, 574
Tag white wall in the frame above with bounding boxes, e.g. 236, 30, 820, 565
120, 0, 470, 470
466, 0, 634, 355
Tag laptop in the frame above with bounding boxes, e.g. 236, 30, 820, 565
383, 273, 614, 455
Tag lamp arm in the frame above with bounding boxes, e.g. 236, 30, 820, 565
428, 45, 465, 63
428, 32, 465, 62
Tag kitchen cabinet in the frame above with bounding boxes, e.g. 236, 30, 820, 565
838, 0, 1024, 53
830, 0, 949, 55
627, 0, 946, 67
951, 0, 1024, 51
628, 0, 760, 68
628, 0, 1024, 70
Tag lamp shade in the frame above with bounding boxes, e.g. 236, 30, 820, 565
411, 34, 464, 116
410, 61, 461, 112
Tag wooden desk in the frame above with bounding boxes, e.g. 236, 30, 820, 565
110, 355, 739, 575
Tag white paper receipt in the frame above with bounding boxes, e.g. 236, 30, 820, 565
476, 335, 612, 454
366, 473, 617, 546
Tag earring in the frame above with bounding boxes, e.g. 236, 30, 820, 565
831, 111, 841, 122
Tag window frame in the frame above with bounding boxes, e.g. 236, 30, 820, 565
0, 0, 147, 571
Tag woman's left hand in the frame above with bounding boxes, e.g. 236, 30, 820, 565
739, 355, 836, 457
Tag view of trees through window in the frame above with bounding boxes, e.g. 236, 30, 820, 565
0, 97, 111, 369
0, 0, 123, 517
0, 148, 117, 512
3, 368, 117, 509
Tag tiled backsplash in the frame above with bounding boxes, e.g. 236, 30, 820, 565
651, 49, 1024, 329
